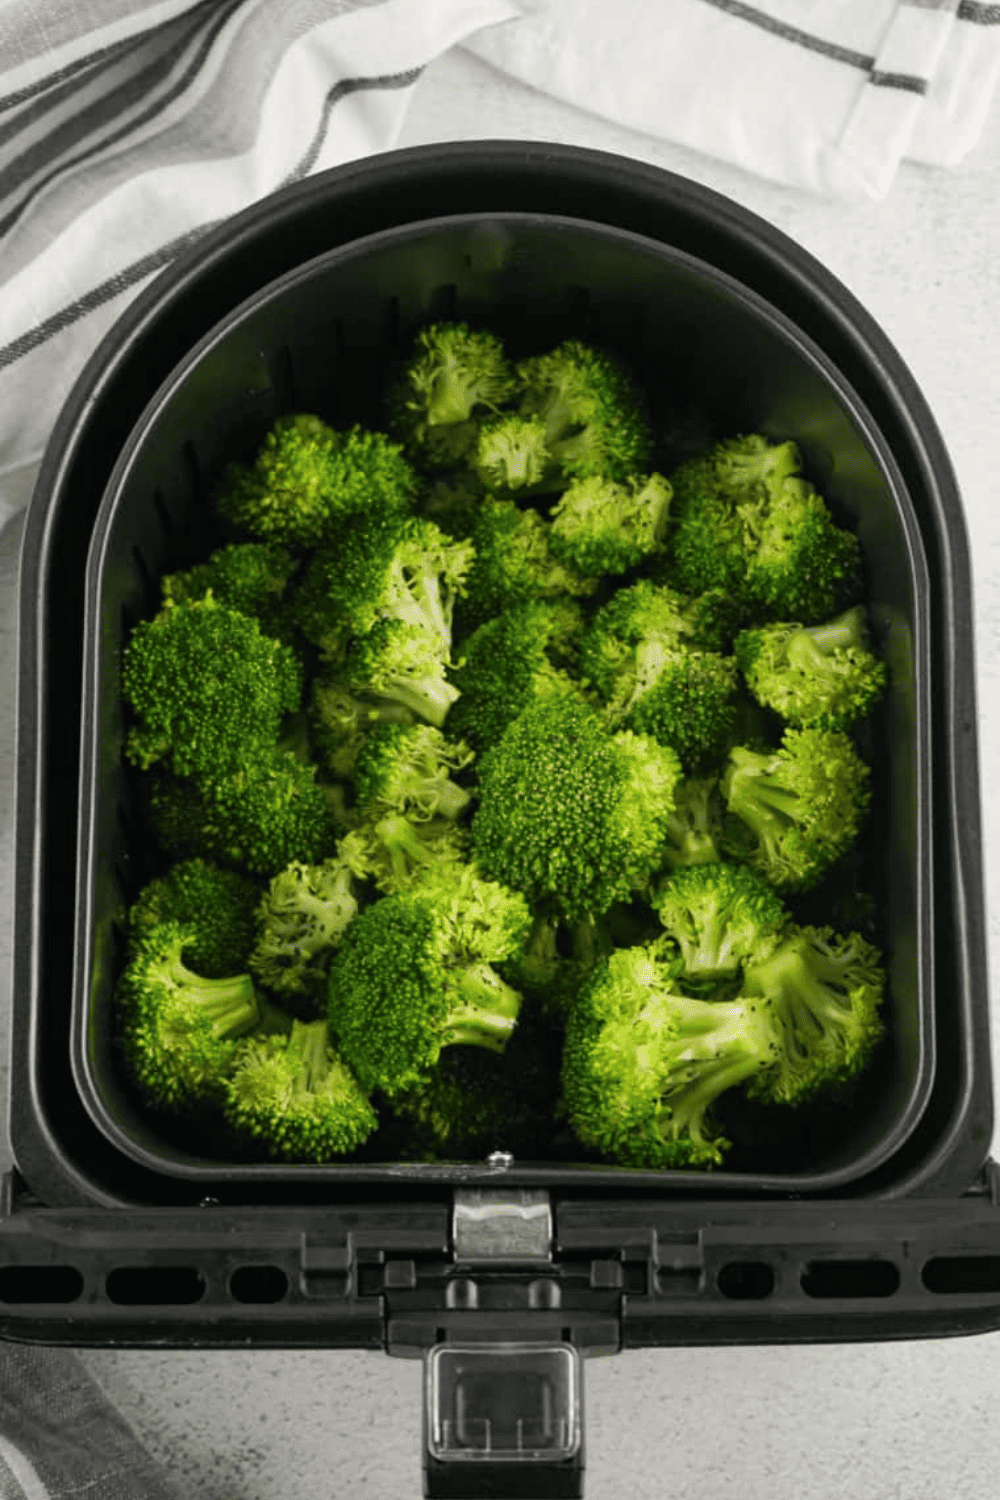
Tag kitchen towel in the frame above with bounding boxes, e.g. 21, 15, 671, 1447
462, 0, 1000, 200
0, 0, 520, 527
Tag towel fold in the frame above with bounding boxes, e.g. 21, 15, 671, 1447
462, 0, 1000, 198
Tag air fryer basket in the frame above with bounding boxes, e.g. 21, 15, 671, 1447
72, 211, 933, 1196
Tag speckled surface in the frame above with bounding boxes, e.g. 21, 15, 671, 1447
4, 40, 1000, 1500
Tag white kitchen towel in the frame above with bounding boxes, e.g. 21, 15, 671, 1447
0, 0, 520, 527
462, 0, 1000, 200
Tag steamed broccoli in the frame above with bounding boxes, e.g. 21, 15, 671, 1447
742, 478, 860, 623
351, 812, 469, 896
352, 722, 474, 822
659, 776, 726, 870
515, 340, 651, 482
127, 859, 262, 977
734, 606, 887, 729
340, 618, 460, 729
327, 863, 532, 1098
447, 598, 587, 751
721, 727, 871, 891
388, 322, 516, 470
742, 924, 886, 1105
309, 673, 415, 779
294, 512, 473, 659
560, 944, 780, 1169
122, 596, 302, 779
470, 414, 551, 493
223, 1018, 377, 1161
216, 415, 415, 545
248, 837, 369, 1008
457, 497, 596, 633
654, 861, 787, 987
472, 695, 683, 919
160, 541, 296, 624
548, 472, 672, 577
116, 920, 288, 1112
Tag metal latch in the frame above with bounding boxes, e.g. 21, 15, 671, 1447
452, 1187, 553, 1265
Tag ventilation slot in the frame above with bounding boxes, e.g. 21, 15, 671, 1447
922, 1257, 1000, 1295
0, 1265, 84, 1304
105, 1267, 206, 1305
229, 1265, 289, 1304
800, 1260, 900, 1299
717, 1261, 775, 1301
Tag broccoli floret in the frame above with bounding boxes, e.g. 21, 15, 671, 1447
249, 838, 369, 1008
548, 472, 672, 577
472, 695, 683, 919
499, 913, 600, 1020
457, 497, 596, 634
580, 579, 734, 690
419, 469, 487, 538
580, 580, 738, 771
327, 863, 532, 1098
115, 920, 287, 1112
309, 674, 415, 779
742, 478, 861, 623
660, 776, 726, 869
160, 542, 296, 620
470, 414, 551, 493
721, 728, 871, 892
388, 322, 516, 470
146, 752, 338, 877
294, 512, 473, 659
122, 596, 302, 779
216, 415, 415, 545
127, 859, 262, 977
351, 812, 469, 896
735, 606, 887, 729
447, 599, 587, 751
223, 1018, 377, 1161
352, 722, 473, 822
560, 944, 780, 1169
515, 340, 651, 482
341, 619, 460, 729
654, 861, 787, 986
742, 925, 886, 1104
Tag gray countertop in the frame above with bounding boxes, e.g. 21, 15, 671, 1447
2, 42, 999, 1500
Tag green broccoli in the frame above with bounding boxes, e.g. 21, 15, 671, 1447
294, 512, 474, 659
447, 598, 587, 751
126, 859, 262, 977
388, 322, 516, 470
734, 606, 887, 729
216, 414, 415, 545
350, 812, 469, 896
160, 542, 296, 621
653, 861, 787, 987
721, 727, 871, 891
309, 673, 414, 779
352, 722, 473, 822
223, 1018, 377, 1161
418, 469, 487, 538
457, 497, 596, 634
248, 837, 369, 1009
340, 618, 460, 729
121, 595, 302, 779
116, 920, 289, 1112
560, 944, 780, 1169
472, 695, 683, 919
515, 340, 651, 482
327, 863, 532, 1098
548, 471, 672, 577
146, 751, 338, 877
470, 413, 551, 493
742, 477, 861, 623
580, 579, 735, 687
659, 776, 726, 869
741, 925, 886, 1105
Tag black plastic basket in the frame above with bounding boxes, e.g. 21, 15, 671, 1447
6, 143, 998, 1500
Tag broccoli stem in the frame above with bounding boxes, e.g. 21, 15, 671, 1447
287, 1018, 331, 1094
420, 776, 471, 821
428, 367, 476, 426
166, 961, 261, 1038
442, 962, 522, 1051
790, 606, 867, 660
363, 676, 459, 729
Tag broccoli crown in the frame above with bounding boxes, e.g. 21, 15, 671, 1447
548, 472, 672, 577
742, 479, 861, 623
668, 435, 802, 599
560, 944, 779, 1169
216, 415, 415, 545
116, 920, 267, 1110
515, 340, 651, 482
327, 865, 531, 1098
127, 859, 262, 977
721, 727, 871, 891
660, 776, 725, 870
122, 596, 302, 779
447, 599, 587, 751
147, 752, 337, 877
389, 322, 516, 469
341, 618, 460, 729
580, 579, 731, 694
308, 674, 414, 778
294, 512, 473, 658
471, 413, 551, 493
654, 861, 787, 985
161, 542, 296, 621
735, 606, 888, 729
249, 841, 367, 1003
472, 695, 682, 919
223, 1018, 377, 1161
350, 811, 470, 896
352, 721, 473, 821
458, 498, 596, 632
742, 925, 885, 1104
